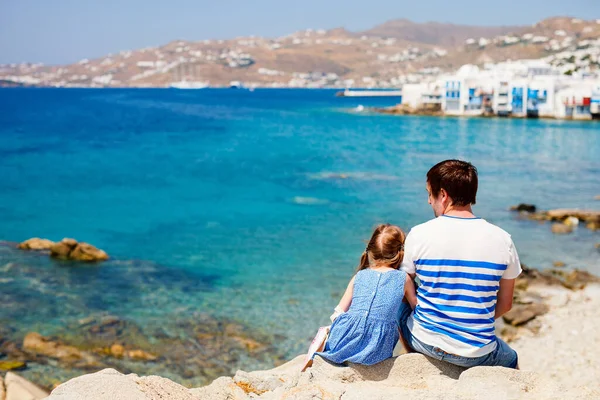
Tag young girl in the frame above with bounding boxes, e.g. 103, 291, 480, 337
316, 224, 417, 365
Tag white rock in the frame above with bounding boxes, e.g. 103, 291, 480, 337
0, 375, 5, 400
4, 372, 48, 400
189, 376, 248, 400
47, 368, 198, 400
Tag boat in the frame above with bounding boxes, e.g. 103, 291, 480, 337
229, 81, 245, 89
169, 80, 210, 89
336, 89, 403, 97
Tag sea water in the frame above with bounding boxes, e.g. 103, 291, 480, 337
0, 88, 599, 376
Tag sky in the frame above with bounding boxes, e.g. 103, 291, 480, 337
1, 0, 599, 65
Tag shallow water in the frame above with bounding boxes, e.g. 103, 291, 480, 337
0, 88, 599, 382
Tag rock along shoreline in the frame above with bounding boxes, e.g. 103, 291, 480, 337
3, 265, 596, 400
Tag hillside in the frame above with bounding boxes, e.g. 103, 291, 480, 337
361, 19, 521, 46
0, 17, 598, 88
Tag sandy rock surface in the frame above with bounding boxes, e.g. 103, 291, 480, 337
45, 285, 600, 400
4, 372, 48, 400
512, 284, 600, 397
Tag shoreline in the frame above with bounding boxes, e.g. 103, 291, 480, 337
370, 104, 600, 121
36, 282, 600, 399
7, 264, 597, 399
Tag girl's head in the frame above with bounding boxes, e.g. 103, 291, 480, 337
357, 224, 406, 271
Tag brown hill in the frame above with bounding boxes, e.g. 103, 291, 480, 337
1, 16, 598, 88
362, 19, 522, 46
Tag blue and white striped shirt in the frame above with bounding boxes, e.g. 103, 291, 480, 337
401, 215, 521, 357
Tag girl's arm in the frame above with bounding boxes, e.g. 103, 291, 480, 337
337, 276, 356, 312
404, 275, 417, 309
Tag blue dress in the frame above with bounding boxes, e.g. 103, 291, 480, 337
316, 268, 407, 365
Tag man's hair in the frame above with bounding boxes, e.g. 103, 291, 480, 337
427, 160, 478, 206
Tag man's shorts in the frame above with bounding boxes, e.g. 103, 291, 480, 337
397, 303, 518, 369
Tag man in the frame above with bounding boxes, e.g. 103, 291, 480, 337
399, 159, 520, 368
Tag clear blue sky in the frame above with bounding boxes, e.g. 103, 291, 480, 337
1, 0, 599, 65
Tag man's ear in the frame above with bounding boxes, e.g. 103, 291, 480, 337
440, 188, 451, 206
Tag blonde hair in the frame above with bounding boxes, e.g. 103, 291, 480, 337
357, 224, 406, 272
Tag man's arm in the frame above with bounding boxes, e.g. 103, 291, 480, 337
496, 239, 521, 319
495, 278, 515, 319
400, 231, 417, 278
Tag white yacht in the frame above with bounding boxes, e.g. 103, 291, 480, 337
169, 80, 210, 89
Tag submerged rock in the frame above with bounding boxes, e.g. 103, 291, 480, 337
17, 238, 55, 251
0, 360, 26, 371
551, 223, 573, 234
4, 372, 48, 400
22, 332, 99, 368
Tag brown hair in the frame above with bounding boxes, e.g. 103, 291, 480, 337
426, 159, 478, 207
357, 224, 406, 271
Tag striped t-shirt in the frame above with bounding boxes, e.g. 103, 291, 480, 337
401, 215, 521, 358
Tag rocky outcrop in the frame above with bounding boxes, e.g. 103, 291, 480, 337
510, 205, 600, 233
17, 238, 54, 251
50, 238, 109, 262
4, 372, 48, 400
46, 368, 198, 400
17, 237, 109, 261
373, 103, 444, 116
45, 353, 591, 400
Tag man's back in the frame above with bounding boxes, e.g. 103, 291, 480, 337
401, 215, 521, 358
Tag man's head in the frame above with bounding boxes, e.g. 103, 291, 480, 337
426, 160, 478, 217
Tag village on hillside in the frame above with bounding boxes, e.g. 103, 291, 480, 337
1, 17, 599, 119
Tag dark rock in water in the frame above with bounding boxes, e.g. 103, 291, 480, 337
503, 303, 549, 326
17, 238, 55, 251
510, 203, 537, 213
0, 360, 27, 371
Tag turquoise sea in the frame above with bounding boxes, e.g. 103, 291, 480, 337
0, 88, 599, 384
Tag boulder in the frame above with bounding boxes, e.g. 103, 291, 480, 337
23, 332, 85, 364
503, 303, 549, 326
126, 349, 157, 361
546, 209, 600, 223
552, 261, 566, 268
49, 238, 109, 262
4, 372, 48, 400
50, 239, 77, 259
17, 238, 55, 251
0, 375, 4, 400
551, 223, 573, 234
69, 242, 109, 262
587, 221, 600, 231
510, 204, 537, 213
189, 377, 248, 400
46, 368, 199, 400
0, 360, 26, 371
110, 343, 125, 358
